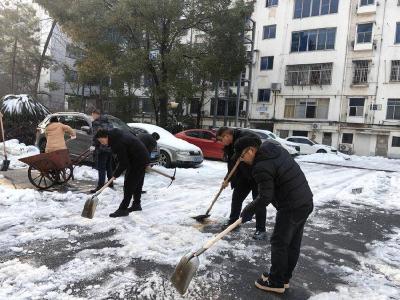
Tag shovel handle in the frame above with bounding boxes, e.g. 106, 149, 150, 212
205, 158, 242, 215
147, 167, 174, 180
0, 113, 7, 158
92, 177, 115, 198
196, 218, 242, 255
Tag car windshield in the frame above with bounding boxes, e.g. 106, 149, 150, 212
107, 116, 132, 131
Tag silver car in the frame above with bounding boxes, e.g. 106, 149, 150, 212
128, 123, 203, 168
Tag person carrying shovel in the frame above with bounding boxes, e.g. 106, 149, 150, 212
234, 136, 314, 294
216, 127, 266, 240
94, 128, 149, 218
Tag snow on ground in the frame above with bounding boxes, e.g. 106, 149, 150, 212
297, 153, 400, 172
0, 139, 39, 169
0, 156, 400, 299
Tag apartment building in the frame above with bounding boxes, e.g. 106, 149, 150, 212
249, 0, 400, 158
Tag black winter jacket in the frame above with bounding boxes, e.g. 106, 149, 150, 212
107, 128, 150, 178
252, 141, 313, 211
138, 133, 157, 154
224, 129, 260, 187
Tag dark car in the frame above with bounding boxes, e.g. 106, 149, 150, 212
35, 112, 160, 164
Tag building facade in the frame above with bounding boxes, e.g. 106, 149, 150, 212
248, 0, 400, 158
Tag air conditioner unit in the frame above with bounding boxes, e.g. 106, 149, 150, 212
339, 143, 353, 154
370, 104, 382, 111
312, 123, 320, 130
271, 83, 281, 92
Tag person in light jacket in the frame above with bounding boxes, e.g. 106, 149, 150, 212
45, 116, 76, 153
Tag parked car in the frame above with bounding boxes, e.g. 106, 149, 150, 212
286, 136, 337, 154
35, 112, 160, 164
128, 123, 203, 168
249, 129, 300, 156
175, 129, 224, 160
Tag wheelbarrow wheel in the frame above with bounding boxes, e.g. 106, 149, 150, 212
28, 165, 55, 190
53, 166, 73, 184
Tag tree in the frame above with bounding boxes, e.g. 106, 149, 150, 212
0, 2, 50, 97
36, 0, 253, 127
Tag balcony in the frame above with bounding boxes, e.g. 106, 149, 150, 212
357, 3, 377, 15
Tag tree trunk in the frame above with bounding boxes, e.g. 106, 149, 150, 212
11, 38, 18, 94
34, 20, 56, 99
196, 80, 206, 128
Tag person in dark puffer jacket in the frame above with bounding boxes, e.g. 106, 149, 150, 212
95, 128, 150, 218
216, 127, 267, 239
234, 136, 313, 294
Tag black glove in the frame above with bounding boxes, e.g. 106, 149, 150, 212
240, 200, 257, 223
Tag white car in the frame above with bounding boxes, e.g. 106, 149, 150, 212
128, 123, 203, 168
286, 136, 337, 155
249, 129, 300, 156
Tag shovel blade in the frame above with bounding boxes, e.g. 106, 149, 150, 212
191, 214, 210, 223
1, 159, 10, 171
171, 252, 200, 295
81, 196, 98, 219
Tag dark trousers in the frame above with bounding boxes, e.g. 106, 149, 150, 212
118, 166, 146, 210
268, 204, 313, 285
96, 151, 113, 187
229, 181, 266, 232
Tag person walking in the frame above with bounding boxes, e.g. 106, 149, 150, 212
235, 136, 314, 294
90, 109, 113, 193
45, 116, 76, 153
94, 128, 149, 218
216, 127, 267, 240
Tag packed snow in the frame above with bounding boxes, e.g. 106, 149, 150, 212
0, 153, 399, 299
0, 139, 39, 169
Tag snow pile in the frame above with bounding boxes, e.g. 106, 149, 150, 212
298, 153, 400, 172
0, 139, 39, 169
1, 94, 50, 118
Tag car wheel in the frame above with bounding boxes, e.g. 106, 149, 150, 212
159, 151, 171, 168
38, 139, 47, 153
317, 149, 327, 153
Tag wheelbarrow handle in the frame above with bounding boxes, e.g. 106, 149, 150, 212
194, 218, 242, 256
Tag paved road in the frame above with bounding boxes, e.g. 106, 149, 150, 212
1, 168, 399, 299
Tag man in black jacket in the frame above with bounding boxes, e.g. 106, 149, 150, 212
138, 132, 160, 155
95, 128, 150, 218
216, 127, 266, 239
234, 137, 313, 294
90, 109, 113, 193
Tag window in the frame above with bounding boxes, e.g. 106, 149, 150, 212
284, 98, 329, 119
279, 130, 289, 138
260, 56, 274, 70
396, 22, 400, 44
390, 61, 400, 82
360, 0, 374, 6
186, 131, 201, 138
263, 25, 276, 39
392, 136, 400, 147
285, 63, 333, 86
294, 0, 338, 19
75, 118, 90, 130
357, 23, 373, 43
291, 28, 336, 52
266, 0, 278, 7
353, 60, 370, 84
296, 138, 314, 145
292, 131, 309, 137
202, 131, 215, 140
348, 98, 365, 117
386, 99, 400, 120
258, 89, 271, 102
342, 133, 354, 144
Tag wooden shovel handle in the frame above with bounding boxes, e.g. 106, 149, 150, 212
205, 158, 242, 215
92, 177, 115, 198
0, 113, 7, 158
146, 167, 174, 180
203, 218, 242, 250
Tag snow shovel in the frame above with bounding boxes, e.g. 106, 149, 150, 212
171, 218, 242, 294
0, 113, 10, 171
81, 177, 115, 219
192, 157, 242, 222
146, 166, 176, 187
